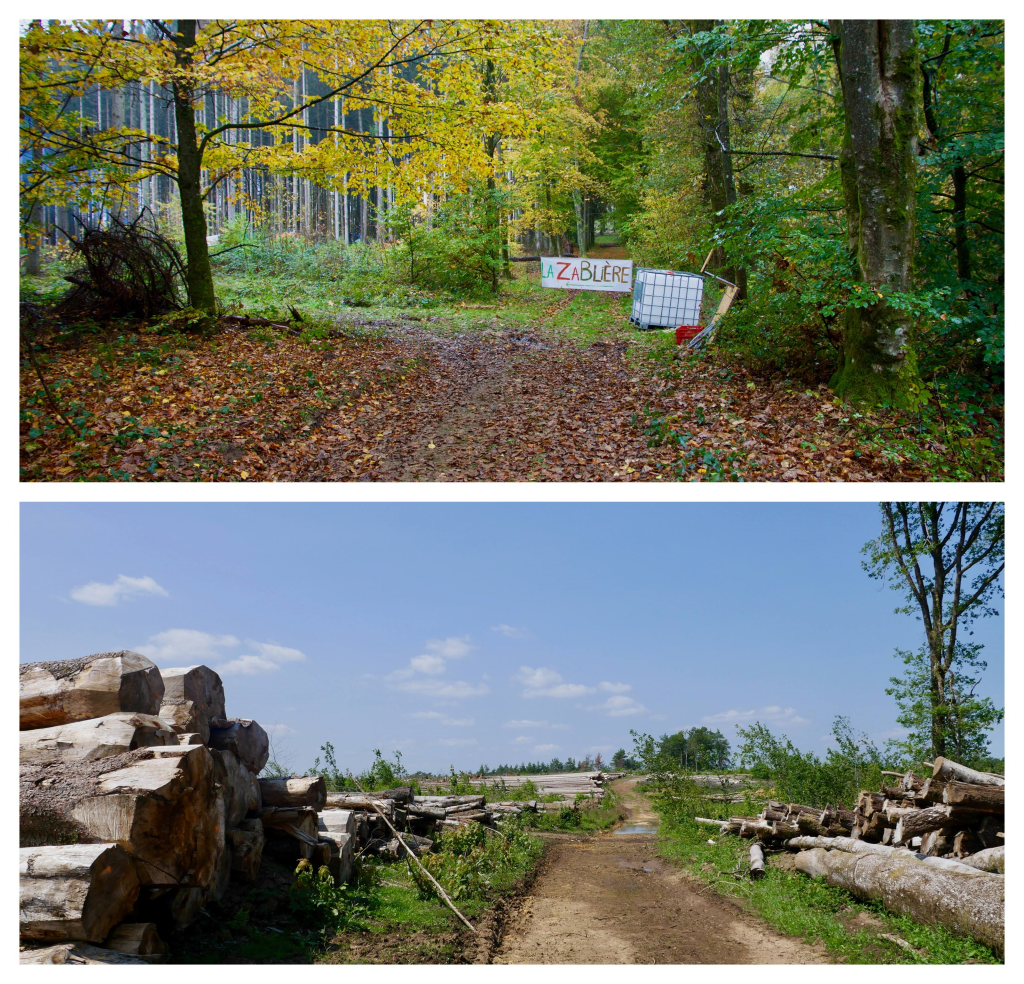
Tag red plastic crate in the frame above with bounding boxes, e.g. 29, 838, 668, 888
675, 325, 703, 344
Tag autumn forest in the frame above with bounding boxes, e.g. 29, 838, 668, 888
19, 19, 1004, 482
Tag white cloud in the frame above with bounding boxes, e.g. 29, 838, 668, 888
702, 705, 810, 727
218, 640, 307, 676
392, 678, 490, 699
491, 624, 529, 638
217, 655, 279, 676
534, 743, 558, 753
411, 711, 474, 726
410, 654, 446, 675
425, 636, 473, 659
72, 574, 168, 607
514, 666, 595, 699
136, 628, 239, 664
592, 695, 648, 717
599, 681, 632, 694
438, 737, 477, 747
503, 719, 569, 731
267, 723, 296, 739
512, 735, 531, 744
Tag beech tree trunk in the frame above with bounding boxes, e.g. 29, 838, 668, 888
211, 747, 261, 827
172, 20, 217, 311
20, 652, 165, 731
794, 846, 1003, 953
829, 21, 925, 408
20, 843, 140, 942
21, 943, 148, 965
103, 922, 167, 962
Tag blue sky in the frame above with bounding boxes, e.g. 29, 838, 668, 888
20, 502, 1004, 772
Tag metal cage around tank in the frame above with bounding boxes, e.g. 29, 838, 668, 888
629, 267, 705, 330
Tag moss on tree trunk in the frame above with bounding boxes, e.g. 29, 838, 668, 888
172, 20, 217, 313
829, 21, 926, 409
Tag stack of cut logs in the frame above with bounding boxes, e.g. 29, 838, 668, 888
469, 770, 619, 802
19, 651, 543, 964
698, 757, 1004, 954
18, 652, 343, 965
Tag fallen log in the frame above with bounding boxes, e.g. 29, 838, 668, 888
783, 836, 986, 874
894, 805, 988, 844
959, 846, 1004, 874
20, 652, 164, 730
325, 792, 395, 816
20, 843, 140, 942
103, 922, 167, 963
226, 819, 264, 882
407, 804, 447, 821
749, 843, 765, 880
19, 712, 177, 766
793, 846, 1003, 953
209, 719, 269, 775
942, 781, 1004, 812
20, 745, 221, 888
932, 757, 1003, 787
259, 776, 327, 810
20, 943, 148, 965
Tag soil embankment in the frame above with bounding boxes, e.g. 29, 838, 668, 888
492, 779, 829, 964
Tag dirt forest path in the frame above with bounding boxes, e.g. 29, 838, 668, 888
492, 780, 830, 965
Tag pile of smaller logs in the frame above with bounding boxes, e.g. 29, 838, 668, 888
696, 756, 1004, 953
468, 770, 615, 802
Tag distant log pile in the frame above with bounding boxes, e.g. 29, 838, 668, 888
697, 757, 1004, 953
464, 770, 621, 803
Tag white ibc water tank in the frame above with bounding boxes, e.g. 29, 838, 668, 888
629, 268, 705, 329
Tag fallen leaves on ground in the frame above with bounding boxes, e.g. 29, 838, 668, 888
20, 316, 956, 482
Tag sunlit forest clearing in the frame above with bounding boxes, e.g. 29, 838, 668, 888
20, 20, 1003, 481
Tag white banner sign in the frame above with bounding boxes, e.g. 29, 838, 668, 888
540, 256, 633, 292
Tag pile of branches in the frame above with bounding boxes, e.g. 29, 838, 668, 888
58, 212, 186, 319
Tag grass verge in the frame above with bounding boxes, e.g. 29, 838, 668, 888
654, 811, 1000, 965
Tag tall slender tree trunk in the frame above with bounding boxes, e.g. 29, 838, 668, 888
829, 20, 925, 408
692, 20, 744, 296
171, 19, 216, 311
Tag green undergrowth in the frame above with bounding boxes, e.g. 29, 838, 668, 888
653, 809, 1000, 965
525, 790, 625, 832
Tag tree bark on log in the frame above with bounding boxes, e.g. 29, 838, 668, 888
942, 782, 1004, 811
226, 819, 264, 883
749, 843, 766, 879
326, 792, 395, 816
793, 846, 1003, 953
959, 846, 1004, 874
259, 776, 327, 810
20, 843, 140, 942
20, 745, 221, 887
19, 712, 177, 766
932, 757, 1004, 787
20, 652, 165, 730
895, 805, 988, 843
209, 719, 269, 775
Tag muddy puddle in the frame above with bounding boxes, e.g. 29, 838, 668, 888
614, 822, 659, 835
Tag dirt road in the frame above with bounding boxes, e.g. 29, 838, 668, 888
493, 780, 829, 964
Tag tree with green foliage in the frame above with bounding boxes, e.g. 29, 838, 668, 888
658, 727, 731, 770
863, 502, 1003, 761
